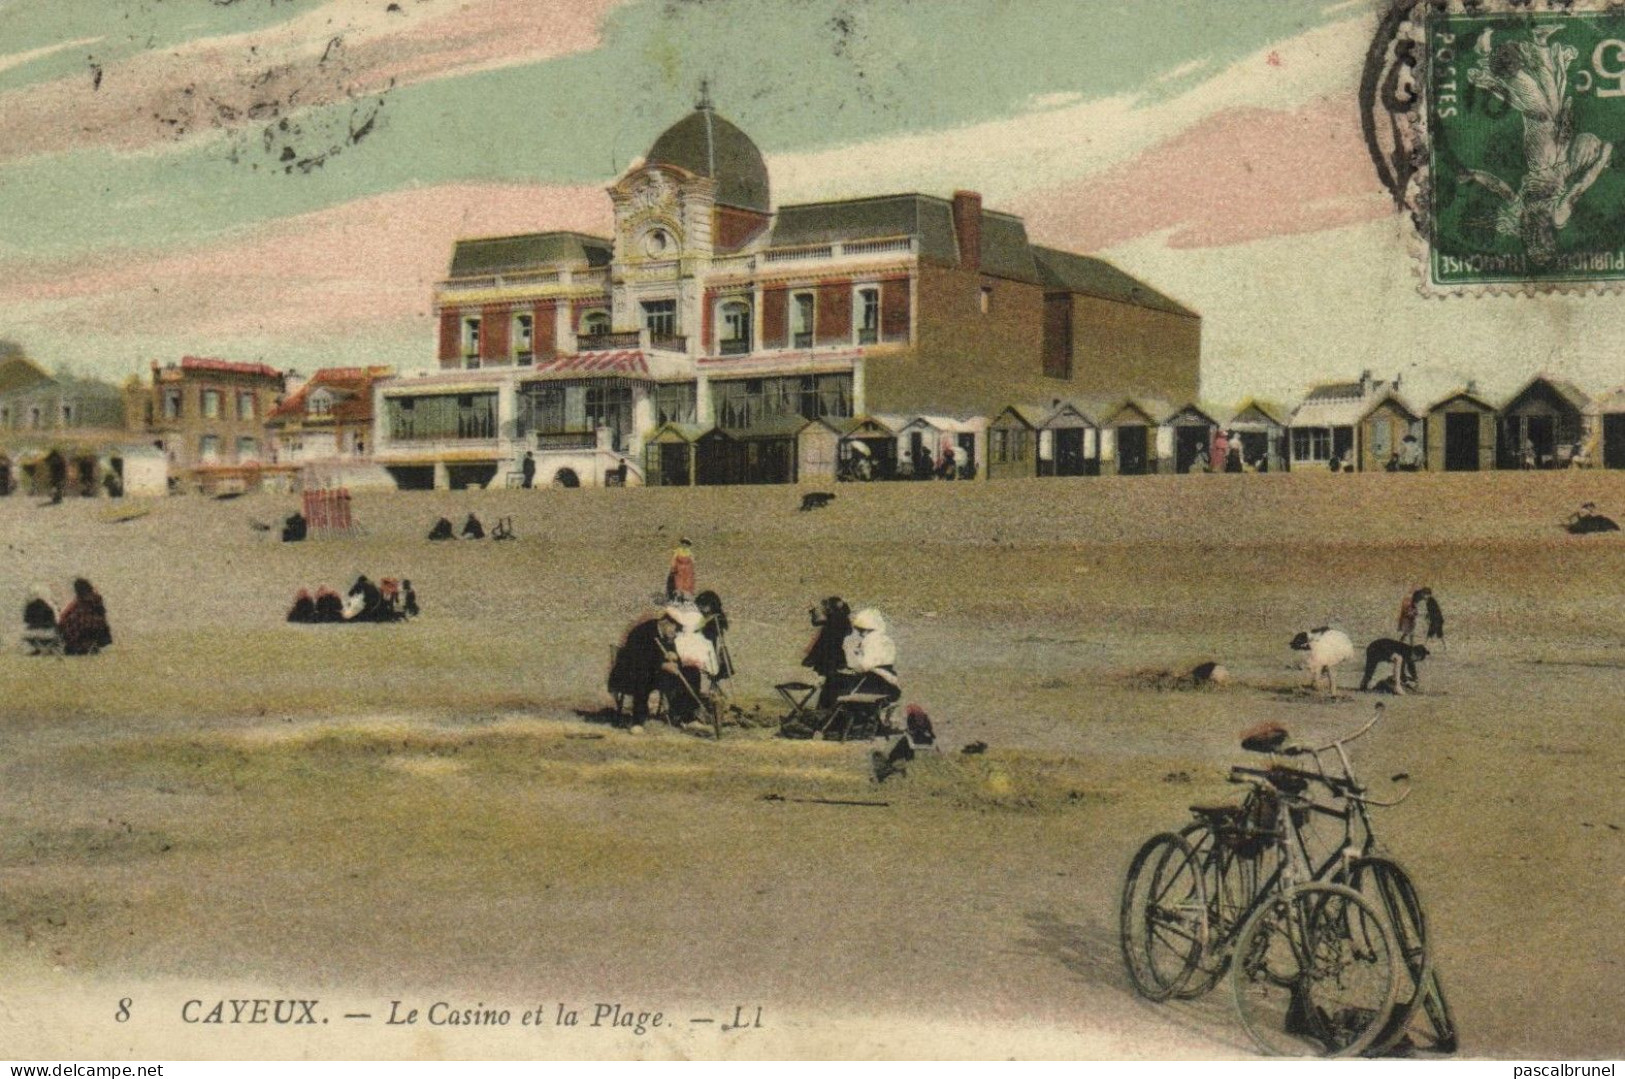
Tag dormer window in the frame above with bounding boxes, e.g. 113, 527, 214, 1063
308, 388, 335, 417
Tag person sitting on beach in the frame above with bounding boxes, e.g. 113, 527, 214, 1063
832, 607, 901, 705
668, 606, 718, 725
24, 585, 57, 634
694, 590, 734, 689
58, 578, 112, 655
286, 588, 317, 624
344, 575, 386, 622
609, 608, 682, 725
461, 513, 486, 540
313, 586, 345, 623
427, 517, 455, 541
22, 585, 61, 653
402, 579, 420, 618
803, 596, 853, 709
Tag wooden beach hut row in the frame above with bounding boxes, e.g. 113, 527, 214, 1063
986, 397, 1290, 479
1286, 373, 1609, 472
643, 418, 840, 486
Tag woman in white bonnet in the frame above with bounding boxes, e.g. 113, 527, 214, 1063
838, 607, 901, 704
667, 605, 717, 722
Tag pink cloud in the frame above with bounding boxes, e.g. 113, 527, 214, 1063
1014, 95, 1392, 252
1, 183, 614, 340
0, 0, 623, 163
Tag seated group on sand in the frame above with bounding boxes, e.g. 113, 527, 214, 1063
22, 578, 114, 656
287, 576, 418, 624
427, 513, 514, 541
607, 592, 732, 727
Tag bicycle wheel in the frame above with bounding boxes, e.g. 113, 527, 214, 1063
1341, 857, 1430, 1051
1178, 821, 1273, 998
1230, 882, 1399, 1057
1119, 832, 1208, 1001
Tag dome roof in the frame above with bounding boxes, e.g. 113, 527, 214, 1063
644, 105, 770, 214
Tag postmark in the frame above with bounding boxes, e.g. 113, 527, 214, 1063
1367, 0, 1625, 294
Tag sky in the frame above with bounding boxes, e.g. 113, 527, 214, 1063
0, 0, 1620, 406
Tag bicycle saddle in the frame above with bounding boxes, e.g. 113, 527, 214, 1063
1240, 722, 1289, 754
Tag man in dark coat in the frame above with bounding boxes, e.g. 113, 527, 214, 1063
346, 575, 385, 621
58, 578, 112, 655
461, 512, 486, 540
803, 596, 853, 709
1360, 638, 1428, 693
609, 609, 680, 723
521, 452, 536, 489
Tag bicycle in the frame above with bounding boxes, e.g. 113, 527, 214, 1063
1120, 703, 1456, 1056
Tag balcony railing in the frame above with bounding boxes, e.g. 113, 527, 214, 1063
535, 431, 598, 451
648, 332, 687, 353
578, 331, 641, 352
763, 235, 915, 264
720, 338, 751, 356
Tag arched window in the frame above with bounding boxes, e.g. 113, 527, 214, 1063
580, 310, 611, 337
718, 300, 752, 356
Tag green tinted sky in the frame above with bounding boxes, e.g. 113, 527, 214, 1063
0, 0, 1342, 259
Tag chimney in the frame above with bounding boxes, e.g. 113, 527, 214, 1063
1359, 369, 1372, 395
1466, 378, 1478, 395
1393, 372, 1402, 392
952, 190, 982, 273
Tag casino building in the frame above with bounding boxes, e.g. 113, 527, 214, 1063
373, 93, 1200, 488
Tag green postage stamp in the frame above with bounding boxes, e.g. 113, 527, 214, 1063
1415, 3, 1625, 290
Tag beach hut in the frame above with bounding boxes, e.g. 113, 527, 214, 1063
1099, 399, 1166, 477
1358, 393, 1424, 473
643, 422, 709, 486
1583, 386, 1625, 469
1288, 378, 1372, 471
985, 406, 1045, 480
1162, 402, 1222, 474
1499, 375, 1589, 469
1037, 402, 1098, 477
1224, 400, 1288, 472
840, 416, 900, 480
896, 415, 984, 479
697, 417, 839, 485
1425, 388, 1498, 472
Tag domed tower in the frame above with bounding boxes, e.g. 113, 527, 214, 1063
608, 89, 773, 270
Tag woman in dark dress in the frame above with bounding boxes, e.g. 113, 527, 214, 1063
803, 596, 852, 709
58, 578, 112, 655
695, 590, 734, 686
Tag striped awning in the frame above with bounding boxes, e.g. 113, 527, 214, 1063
533, 350, 649, 377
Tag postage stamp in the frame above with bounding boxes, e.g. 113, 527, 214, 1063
1373, 0, 1625, 293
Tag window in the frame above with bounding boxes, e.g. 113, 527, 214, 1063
857, 287, 880, 345
237, 437, 258, 461
714, 374, 852, 429
385, 393, 497, 441
580, 310, 611, 336
791, 292, 815, 349
1292, 428, 1332, 462
61, 404, 73, 425
656, 384, 697, 426
980, 286, 993, 315
586, 384, 634, 450
238, 391, 256, 420
462, 317, 482, 361
0, 406, 9, 427
719, 300, 751, 355
514, 314, 534, 360
164, 390, 182, 420
200, 435, 221, 461
308, 389, 334, 416
642, 299, 677, 337
202, 389, 221, 419
28, 406, 42, 429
